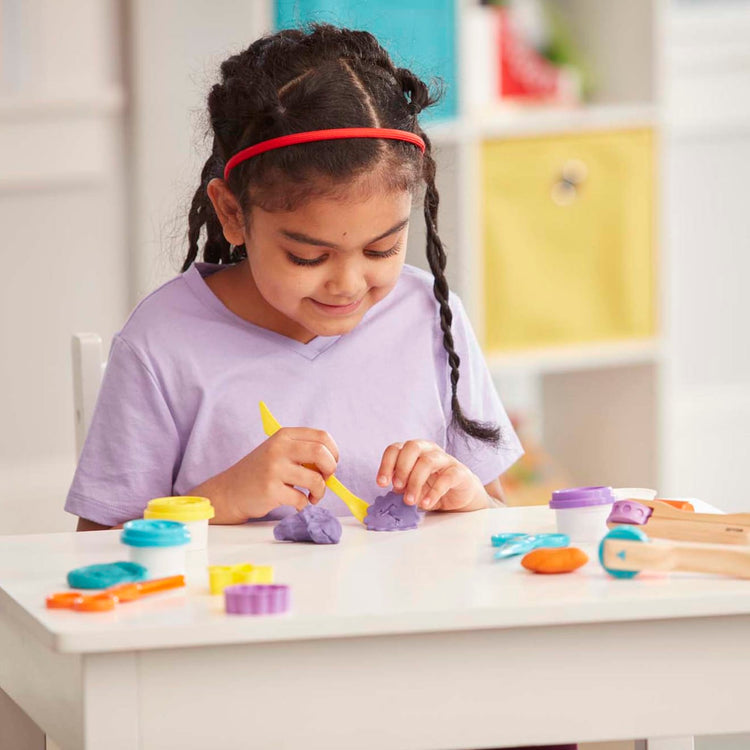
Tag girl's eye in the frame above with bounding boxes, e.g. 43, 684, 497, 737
366, 243, 402, 259
287, 253, 326, 267
286, 243, 402, 267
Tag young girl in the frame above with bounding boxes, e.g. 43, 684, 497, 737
66, 24, 524, 531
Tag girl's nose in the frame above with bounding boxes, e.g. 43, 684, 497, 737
325, 262, 362, 298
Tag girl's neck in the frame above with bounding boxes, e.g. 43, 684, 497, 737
204, 260, 316, 344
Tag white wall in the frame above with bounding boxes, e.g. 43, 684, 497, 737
0, 0, 127, 533
0, 1, 272, 534
127, 0, 272, 297
661, 0, 750, 511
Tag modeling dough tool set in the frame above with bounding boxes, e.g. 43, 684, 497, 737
607, 498, 750, 546
599, 525, 750, 579
496, 483, 750, 579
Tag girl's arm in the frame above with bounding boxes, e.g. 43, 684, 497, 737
484, 476, 508, 507
76, 517, 112, 531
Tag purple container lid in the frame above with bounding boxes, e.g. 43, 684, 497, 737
549, 486, 615, 510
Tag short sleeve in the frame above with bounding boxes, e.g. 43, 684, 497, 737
65, 335, 181, 526
441, 294, 524, 484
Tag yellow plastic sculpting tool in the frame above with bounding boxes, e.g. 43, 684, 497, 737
259, 401, 369, 524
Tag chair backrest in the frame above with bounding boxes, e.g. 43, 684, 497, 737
71, 333, 106, 457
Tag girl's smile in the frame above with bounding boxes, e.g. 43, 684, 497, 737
309, 297, 363, 315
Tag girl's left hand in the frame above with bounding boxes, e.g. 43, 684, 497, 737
376, 440, 487, 512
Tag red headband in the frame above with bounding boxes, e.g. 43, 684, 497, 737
223, 127, 426, 181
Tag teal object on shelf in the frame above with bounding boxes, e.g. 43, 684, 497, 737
275, 0, 457, 124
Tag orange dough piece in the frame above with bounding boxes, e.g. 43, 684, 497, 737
521, 547, 589, 574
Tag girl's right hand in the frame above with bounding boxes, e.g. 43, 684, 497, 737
194, 428, 339, 523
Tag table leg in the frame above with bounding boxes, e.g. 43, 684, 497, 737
0, 686, 45, 750
81, 652, 139, 750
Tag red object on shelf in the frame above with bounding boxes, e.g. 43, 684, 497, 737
496, 8, 579, 103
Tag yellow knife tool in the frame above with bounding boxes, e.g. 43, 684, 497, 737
259, 401, 369, 524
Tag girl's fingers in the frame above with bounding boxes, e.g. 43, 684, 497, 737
421, 466, 464, 510
376, 442, 404, 487
284, 464, 328, 503
392, 440, 439, 495
279, 427, 340, 463
275, 485, 311, 511
403, 450, 450, 506
289, 439, 338, 479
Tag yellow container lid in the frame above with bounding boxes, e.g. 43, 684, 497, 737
143, 496, 215, 522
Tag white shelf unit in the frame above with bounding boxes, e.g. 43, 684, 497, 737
407, 0, 665, 495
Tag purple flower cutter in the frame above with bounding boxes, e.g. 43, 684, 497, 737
224, 584, 290, 616
607, 499, 653, 526
549, 486, 615, 509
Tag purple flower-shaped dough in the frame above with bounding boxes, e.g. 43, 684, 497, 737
364, 492, 422, 531
273, 505, 342, 544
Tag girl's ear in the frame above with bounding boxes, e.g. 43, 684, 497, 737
207, 178, 246, 246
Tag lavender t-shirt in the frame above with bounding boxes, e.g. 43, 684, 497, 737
66, 263, 523, 525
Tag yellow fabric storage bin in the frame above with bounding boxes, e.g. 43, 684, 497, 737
481, 128, 656, 351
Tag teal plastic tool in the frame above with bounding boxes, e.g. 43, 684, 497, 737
491, 533, 527, 547
493, 533, 570, 559
67, 561, 148, 590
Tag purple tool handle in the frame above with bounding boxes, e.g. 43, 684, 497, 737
550, 486, 615, 509
607, 499, 653, 526
225, 584, 290, 615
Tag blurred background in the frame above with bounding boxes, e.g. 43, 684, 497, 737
1, 3, 749, 748
1, 0, 749, 538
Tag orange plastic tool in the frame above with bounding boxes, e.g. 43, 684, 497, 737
46, 575, 185, 612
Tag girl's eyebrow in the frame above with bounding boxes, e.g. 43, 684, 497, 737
279, 217, 410, 249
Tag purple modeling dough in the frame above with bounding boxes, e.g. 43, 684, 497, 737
364, 492, 422, 531
273, 505, 342, 544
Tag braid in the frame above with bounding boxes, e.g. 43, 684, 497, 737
388, 66, 500, 445
422, 138, 500, 446
182, 143, 235, 272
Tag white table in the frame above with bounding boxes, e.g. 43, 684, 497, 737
1, 505, 749, 750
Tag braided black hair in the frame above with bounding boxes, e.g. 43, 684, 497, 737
184, 24, 500, 445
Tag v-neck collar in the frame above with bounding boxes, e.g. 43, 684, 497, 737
183, 262, 342, 361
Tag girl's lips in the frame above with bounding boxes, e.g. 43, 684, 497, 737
310, 297, 363, 315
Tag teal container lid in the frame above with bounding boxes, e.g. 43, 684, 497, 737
121, 519, 191, 548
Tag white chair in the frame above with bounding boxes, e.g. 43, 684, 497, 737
71, 333, 106, 457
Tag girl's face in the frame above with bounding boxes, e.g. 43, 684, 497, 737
243, 188, 412, 341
